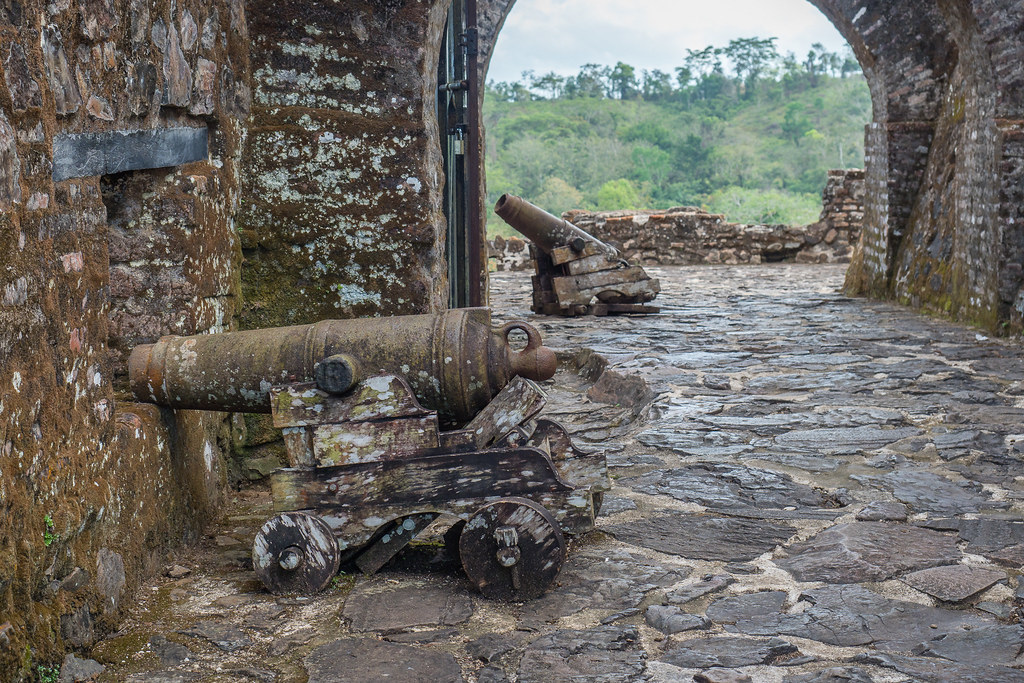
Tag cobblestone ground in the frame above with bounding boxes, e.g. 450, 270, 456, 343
89, 265, 1024, 683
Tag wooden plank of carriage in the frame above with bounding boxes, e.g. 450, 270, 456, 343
549, 241, 605, 266
590, 303, 662, 316
565, 253, 624, 276
313, 416, 441, 466
270, 376, 430, 429
283, 427, 316, 467
270, 449, 574, 513
552, 269, 655, 305
353, 512, 440, 575
463, 376, 547, 448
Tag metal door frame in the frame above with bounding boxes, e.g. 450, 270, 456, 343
438, 0, 484, 308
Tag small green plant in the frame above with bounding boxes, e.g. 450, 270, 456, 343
330, 572, 353, 590
42, 515, 57, 547
36, 665, 60, 683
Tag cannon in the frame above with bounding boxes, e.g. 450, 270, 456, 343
494, 193, 661, 316
129, 309, 609, 600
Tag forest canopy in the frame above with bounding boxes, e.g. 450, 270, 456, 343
484, 39, 870, 236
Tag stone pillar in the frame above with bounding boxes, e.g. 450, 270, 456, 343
239, 0, 450, 329
845, 122, 934, 297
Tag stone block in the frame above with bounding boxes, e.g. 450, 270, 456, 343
52, 127, 208, 181
4, 42, 41, 111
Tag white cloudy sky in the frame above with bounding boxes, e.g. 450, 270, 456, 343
486, 0, 851, 83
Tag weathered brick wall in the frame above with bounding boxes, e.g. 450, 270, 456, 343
836, 0, 1024, 332
488, 169, 865, 269
0, 0, 249, 675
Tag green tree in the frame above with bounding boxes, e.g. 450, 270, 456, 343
641, 69, 674, 101
594, 178, 645, 210
531, 71, 566, 99
684, 46, 724, 100
536, 177, 584, 216
620, 121, 674, 148
781, 102, 811, 144
609, 62, 639, 99
566, 63, 610, 98
840, 47, 861, 78
724, 37, 779, 99
804, 43, 836, 87
630, 145, 672, 187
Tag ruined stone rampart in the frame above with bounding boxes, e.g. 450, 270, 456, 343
489, 169, 865, 269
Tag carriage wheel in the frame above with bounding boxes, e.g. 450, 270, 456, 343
443, 520, 466, 559
252, 512, 340, 594
459, 497, 566, 601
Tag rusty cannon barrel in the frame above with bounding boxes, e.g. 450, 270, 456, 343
494, 193, 619, 258
129, 308, 556, 424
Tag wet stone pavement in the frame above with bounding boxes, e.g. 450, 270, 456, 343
90, 265, 1024, 682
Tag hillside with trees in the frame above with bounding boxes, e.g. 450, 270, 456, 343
483, 39, 871, 236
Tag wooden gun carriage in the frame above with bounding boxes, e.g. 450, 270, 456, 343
494, 193, 661, 317
129, 309, 609, 600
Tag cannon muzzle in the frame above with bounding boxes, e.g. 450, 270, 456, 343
129, 308, 556, 423
494, 193, 619, 258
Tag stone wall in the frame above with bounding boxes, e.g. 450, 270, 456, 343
829, 0, 1024, 332
0, 0, 249, 675
0, 0, 460, 674
237, 0, 450, 331
488, 169, 865, 269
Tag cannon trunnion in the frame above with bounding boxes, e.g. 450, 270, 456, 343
129, 310, 608, 601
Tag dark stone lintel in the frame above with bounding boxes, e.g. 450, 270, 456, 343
52, 127, 208, 181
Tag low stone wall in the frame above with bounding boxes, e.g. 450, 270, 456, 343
489, 169, 865, 270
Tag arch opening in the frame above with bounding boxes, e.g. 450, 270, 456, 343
477, 0, 872, 274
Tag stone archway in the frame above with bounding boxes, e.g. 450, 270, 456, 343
474, 0, 1024, 332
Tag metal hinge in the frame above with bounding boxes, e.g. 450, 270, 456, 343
460, 27, 478, 57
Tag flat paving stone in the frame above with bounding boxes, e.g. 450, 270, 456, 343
465, 632, 528, 663
622, 463, 844, 517
304, 638, 463, 683
178, 620, 251, 652
126, 673, 200, 683
951, 450, 1024, 484
708, 585, 998, 650
707, 590, 789, 625
921, 518, 1024, 566
607, 513, 796, 561
856, 652, 1024, 682
914, 624, 1024, 666
900, 565, 1007, 602
666, 574, 736, 605
596, 495, 637, 515
148, 635, 192, 666
875, 468, 1004, 514
517, 625, 646, 683
659, 636, 798, 669
773, 425, 924, 455
694, 669, 753, 683
776, 522, 961, 583
341, 577, 473, 632
854, 501, 908, 521
782, 667, 876, 683
521, 548, 690, 622
645, 605, 711, 634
